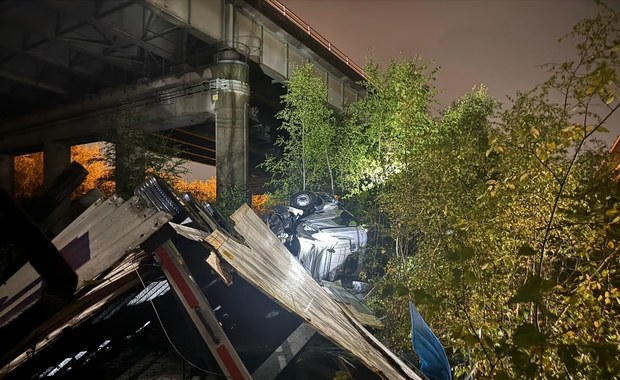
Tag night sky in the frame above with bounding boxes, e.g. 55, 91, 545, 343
280, 0, 620, 145
186, 0, 619, 180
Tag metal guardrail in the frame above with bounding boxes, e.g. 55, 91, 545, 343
265, 0, 366, 78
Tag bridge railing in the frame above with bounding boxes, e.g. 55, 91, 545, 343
265, 0, 366, 78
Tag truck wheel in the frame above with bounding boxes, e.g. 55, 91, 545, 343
290, 191, 317, 211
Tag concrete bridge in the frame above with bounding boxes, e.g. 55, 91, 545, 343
0, 0, 364, 198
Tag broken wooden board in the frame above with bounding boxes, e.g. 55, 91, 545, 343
206, 204, 423, 380
53, 195, 171, 289
0, 251, 148, 375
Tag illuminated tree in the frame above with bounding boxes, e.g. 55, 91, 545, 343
14, 152, 44, 200
260, 63, 338, 201
174, 177, 217, 203
14, 144, 113, 200
365, 3, 620, 379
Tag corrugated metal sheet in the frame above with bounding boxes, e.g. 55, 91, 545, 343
0, 251, 147, 374
206, 204, 423, 380
321, 280, 383, 330
52, 195, 171, 289
0, 195, 171, 371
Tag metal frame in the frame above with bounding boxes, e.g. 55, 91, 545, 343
154, 240, 252, 380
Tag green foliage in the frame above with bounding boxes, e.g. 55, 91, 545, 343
102, 107, 188, 197
260, 63, 338, 199
215, 183, 247, 218
264, 3, 620, 379
513, 323, 547, 347
366, 84, 501, 359
365, 3, 620, 379
346, 55, 438, 194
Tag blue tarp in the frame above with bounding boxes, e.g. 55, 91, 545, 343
409, 302, 452, 380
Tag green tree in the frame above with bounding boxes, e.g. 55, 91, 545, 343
260, 63, 337, 201
368, 2, 620, 379
367, 85, 499, 359
102, 107, 188, 198
346, 55, 438, 195
260, 3, 619, 378
338, 55, 444, 288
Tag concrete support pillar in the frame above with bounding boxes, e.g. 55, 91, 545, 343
224, 1, 235, 48
212, 53, 250, 201
0, 154, 14, 197
44, 141, 71, 190
114, 119, 146, 199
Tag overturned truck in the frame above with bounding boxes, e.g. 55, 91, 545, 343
0, 175, 425, 380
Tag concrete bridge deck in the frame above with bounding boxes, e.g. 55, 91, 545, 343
0, 0, 364, 197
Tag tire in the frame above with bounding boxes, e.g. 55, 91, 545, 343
289, 191, 317, 211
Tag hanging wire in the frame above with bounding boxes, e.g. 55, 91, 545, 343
134, 269, 231, 379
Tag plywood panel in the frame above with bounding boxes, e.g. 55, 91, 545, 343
53, 196, 171, 288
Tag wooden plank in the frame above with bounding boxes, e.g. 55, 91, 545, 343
54, 195, 171, 288
206, 204, 423, 380
251, 322, 316, 380
0, 251, 147, 375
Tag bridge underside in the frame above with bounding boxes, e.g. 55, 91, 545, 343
0, 0, 362, 196
0, 0, 219, 120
